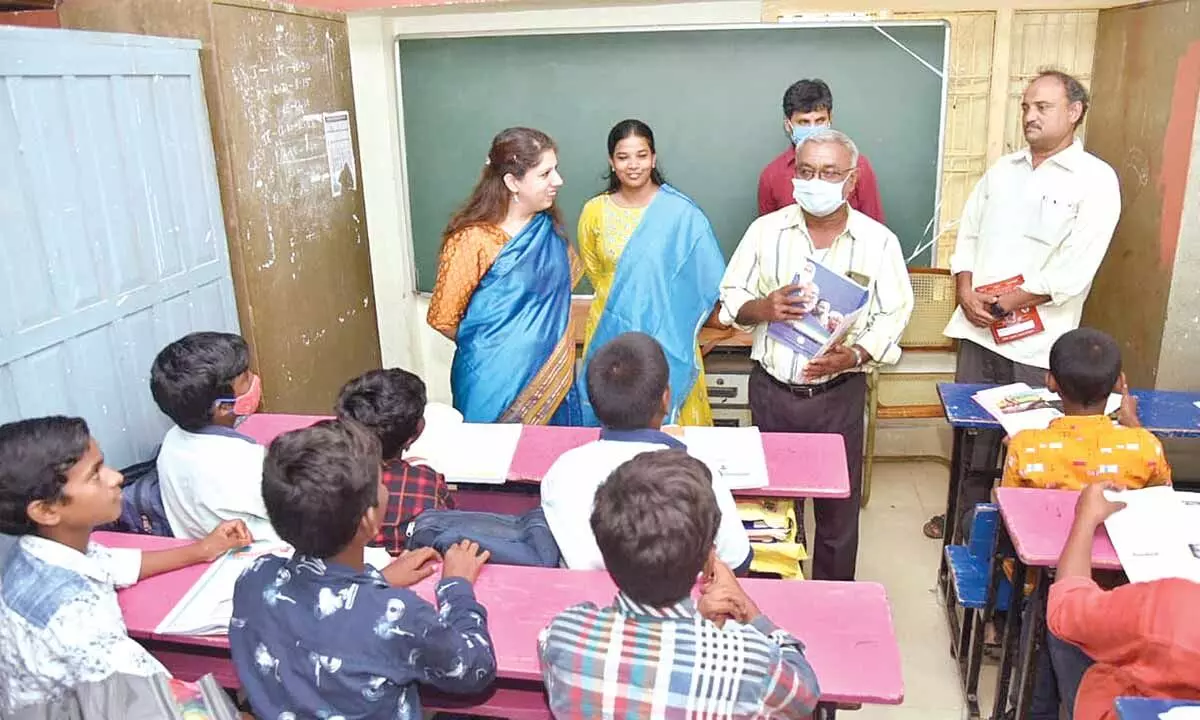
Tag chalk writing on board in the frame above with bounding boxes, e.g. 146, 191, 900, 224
322, 110, 356, 198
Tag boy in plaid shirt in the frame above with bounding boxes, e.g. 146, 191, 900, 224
539, 449, 820, 719
336, 369, 455, 555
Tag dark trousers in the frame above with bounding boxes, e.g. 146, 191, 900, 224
1045, 632, 1095, 720
749, 365, 865, 581
1020, 616, 1095, 720
955, 341, 1047, 528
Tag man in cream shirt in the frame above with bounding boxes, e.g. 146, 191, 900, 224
927, 70, 1121, 540
720, 129, 913, 581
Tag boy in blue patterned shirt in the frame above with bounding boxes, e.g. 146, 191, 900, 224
229, 419, 496, 719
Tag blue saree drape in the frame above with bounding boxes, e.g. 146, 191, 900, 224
451, 212, 582, 425
579, 185, 725, 425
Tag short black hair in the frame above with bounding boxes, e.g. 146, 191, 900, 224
783, 78, 833, 118
335, 368, 427, 460
262, 419, 382, 558
1049, 328, 1121, 406
1036, 69, 1090, 127
0, 416, 91, 535
150, 332, 250, 432
591, 449, 721, 607
585, 332, 669, 430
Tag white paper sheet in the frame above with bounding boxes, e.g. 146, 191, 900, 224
322, 110, 357, 197
683, 426, 769, 490
1103, 487, 1200, 583
1160, 707, 1200, 719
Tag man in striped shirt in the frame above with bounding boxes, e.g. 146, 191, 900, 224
721, 129, 913, 581
538, 450, 820, 719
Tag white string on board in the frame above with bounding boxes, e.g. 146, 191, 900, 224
871, 24, 944, 79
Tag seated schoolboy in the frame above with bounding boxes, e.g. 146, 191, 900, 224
1046, 482, 1200, 720
0, 416, 251, 714
151, 331, 276, 540
229, 419, 496, 720
539, 449, 820, 718
1001, 328, 1171, 490
541, 332, 752, 573
335, 368, 455, 555
992, 329, 1171, 718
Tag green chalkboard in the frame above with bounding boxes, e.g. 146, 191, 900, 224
398, 24, 946, 292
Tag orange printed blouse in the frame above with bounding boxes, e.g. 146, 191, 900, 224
426, 225, 511, 336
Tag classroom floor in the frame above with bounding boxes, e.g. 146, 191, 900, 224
830, 460, 1000, 720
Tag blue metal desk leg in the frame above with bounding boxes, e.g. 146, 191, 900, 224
940, 428, 976, 592
1011, 568, 1050, 719
991, 524, 1025, 720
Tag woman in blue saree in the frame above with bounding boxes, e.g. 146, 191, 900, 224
427, 127, 583, 425
577, 119, 726, 426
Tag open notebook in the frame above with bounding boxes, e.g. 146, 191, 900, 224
156, 542, 394, 636
972, 383, 1121, 437
405, 407, 521, 485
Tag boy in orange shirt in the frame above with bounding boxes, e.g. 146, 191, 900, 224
995, 329, 1172, 719
1001, 328, 1170, 491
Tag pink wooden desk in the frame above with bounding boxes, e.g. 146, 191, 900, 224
98, 533, 239, 686
994, 487, 1122, 570
238, 414, 851, 500
102, 533, 902, 717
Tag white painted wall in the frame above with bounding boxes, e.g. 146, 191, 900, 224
347, 0, 762, 403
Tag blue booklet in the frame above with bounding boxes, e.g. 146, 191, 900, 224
766, 258, 869, 361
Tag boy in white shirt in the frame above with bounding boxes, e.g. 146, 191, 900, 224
0, 415, 249, 713
151, 331, 274, 540
541, 332, 752, 573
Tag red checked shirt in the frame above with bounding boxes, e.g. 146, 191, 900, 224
374, 458, 456, 555
757, 147, 886, 222
539, 593, 820, 719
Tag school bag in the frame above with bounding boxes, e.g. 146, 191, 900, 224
404, 507, 561, 568
98, 449, 172, 537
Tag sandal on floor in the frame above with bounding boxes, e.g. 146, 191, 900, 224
923, 514, 945, 540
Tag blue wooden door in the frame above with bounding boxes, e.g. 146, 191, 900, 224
0, 27, 239, 469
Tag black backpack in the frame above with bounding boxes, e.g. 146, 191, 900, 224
98, 449, 172, 537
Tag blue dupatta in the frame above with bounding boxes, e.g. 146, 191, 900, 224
451, 213, 582, 425
580, 185, 725, 425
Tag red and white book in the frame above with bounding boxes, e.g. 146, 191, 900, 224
977, 275, 1044, 344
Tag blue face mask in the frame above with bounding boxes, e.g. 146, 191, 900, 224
790, 123, 830, 147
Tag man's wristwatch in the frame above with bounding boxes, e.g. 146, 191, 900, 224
850, 346, 867, 367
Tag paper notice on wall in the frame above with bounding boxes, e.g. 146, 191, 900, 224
322, 110, 357, 197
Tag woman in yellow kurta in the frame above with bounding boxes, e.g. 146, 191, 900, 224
577, 120, 725, 426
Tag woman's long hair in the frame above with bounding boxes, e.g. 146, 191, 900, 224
604, 119, 667, 194
443, 127, 565, 242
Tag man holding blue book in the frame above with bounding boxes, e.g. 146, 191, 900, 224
719, 128, 913, 581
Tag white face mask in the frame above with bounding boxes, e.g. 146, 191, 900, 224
792, 177, 847, 217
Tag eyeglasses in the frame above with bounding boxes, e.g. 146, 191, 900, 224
796, 166, 854, 182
